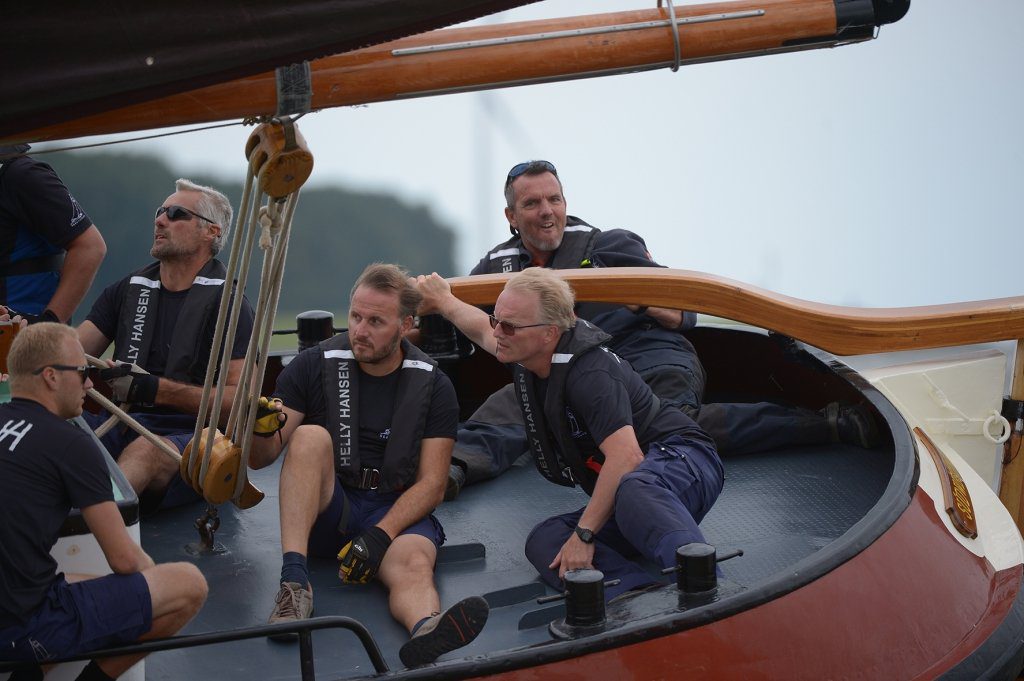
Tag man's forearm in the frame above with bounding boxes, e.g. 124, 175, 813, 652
156, 377, 240, 424
642, 306, 685, 331
48, 225, 106, 322
437, 296, 492, 351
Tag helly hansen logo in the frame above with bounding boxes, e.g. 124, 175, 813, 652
0, 419, 33, 451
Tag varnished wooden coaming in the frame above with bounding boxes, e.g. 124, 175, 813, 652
449, 267, 1024, 356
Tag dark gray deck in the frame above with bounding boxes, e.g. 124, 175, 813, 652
140, 438, 892, 680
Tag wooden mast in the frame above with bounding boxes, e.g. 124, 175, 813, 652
8, 0, 865, 144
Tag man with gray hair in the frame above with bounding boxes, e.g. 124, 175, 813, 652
250, 263, 488, 668
76, 179, 254, 514
0, 323, 207, 681
439, 159, 877, 500
415, 267, 724, 600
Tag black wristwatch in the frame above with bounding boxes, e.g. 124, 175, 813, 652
574, 525, 595, 544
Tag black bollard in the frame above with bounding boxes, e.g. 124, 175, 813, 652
549, 569, 608, 639
296, 310, 335, 351
418, 314, 459, 358
675, 543, 717, 595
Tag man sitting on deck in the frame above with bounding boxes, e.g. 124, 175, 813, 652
76, 179, 254, 515
250, 263, 488, 668
414, 267, 724, 600
0, 322, 206, 681
441, 159, 877, 499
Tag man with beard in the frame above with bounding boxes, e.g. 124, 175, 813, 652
0, 323, 206, 681
76, 179, 254, 514
250, 263, 488, 668
441, 160, 877, 499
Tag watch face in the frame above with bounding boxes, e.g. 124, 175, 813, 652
576, 526, 594, 543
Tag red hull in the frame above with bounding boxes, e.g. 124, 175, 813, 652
482, 487, 1021, 680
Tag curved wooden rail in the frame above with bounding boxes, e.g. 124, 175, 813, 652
448, 268, 1024, 356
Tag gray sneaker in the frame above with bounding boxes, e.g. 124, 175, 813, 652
268, 581, 314, 640
399, 596, 489, 667
444, 463, 467, 502
823, 402, 880, 449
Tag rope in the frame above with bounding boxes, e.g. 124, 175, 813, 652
86, 388, 181, 462
190, 171, 256, 485
657, 0, 683, 72
188, 141, 302, 504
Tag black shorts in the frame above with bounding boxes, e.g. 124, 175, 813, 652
0, 573, 152, 663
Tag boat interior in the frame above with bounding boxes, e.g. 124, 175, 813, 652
43, 322, 911, 680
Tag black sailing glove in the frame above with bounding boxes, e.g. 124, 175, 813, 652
337, 526, 392, 583
99, 362, 159, 406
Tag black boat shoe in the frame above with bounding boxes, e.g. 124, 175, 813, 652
399, 596, 489, 667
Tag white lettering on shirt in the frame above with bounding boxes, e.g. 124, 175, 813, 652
0, 419, 34, 451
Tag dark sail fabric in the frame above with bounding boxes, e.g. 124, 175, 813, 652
1, 1, 541, 138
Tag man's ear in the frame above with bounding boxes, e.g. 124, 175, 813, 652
401, 315, 415, 335
505, 206, 517, 234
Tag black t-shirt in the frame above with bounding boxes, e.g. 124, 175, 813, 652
0, 155, 93, 314
0, 399, 113, 628
273, 347, 459, 468
471, 225, 698, 374
86, 274, 254, 415
540, 347, 712, 465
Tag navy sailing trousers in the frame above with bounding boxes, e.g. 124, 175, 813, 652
453, 383, 828, 484
524, 435, 724, 600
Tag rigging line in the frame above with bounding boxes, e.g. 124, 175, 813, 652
18, 114, 308, 158
23, 121, 246, 156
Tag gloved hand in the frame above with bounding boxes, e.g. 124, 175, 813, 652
253, 396, 287, 438
337, 526, 392, 583
99, 362, 159, 406
3, 307, 59, 325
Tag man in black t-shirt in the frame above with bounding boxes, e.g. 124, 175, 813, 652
443, 160, 876, 499
76, 179, 254, 513
0, 144, 107, 324
415, 267, 725, 600
0, 323, 206, 680
250, 263, 487, 668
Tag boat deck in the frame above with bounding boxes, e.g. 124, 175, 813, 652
142, 438, 893, 680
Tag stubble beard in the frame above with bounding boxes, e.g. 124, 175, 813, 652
353, 329, 403, 365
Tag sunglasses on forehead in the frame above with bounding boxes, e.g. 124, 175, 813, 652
32, 364, 89, 383
155, 204, 215, 224
505, 160, 557, 185
488, 314, 549, 336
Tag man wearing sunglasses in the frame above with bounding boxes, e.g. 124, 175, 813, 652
76, 179, 255, 515
0, 322, 207, 681
439, 160, 876, 500
414, 268, 724, 600
1, 144, 107, 325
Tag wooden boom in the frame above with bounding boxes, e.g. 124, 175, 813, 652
448, 268, 1024, 356
12, 0, 873, 143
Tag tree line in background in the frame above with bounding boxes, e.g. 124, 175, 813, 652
45, 151, 458, 329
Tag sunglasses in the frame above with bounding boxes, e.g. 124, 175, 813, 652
505, 160, 557, 185
32, 364, 90, 383
155, 204, 215, 224
488, 314, 548, 336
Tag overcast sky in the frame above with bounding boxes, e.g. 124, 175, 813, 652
58, 0, 1023, 309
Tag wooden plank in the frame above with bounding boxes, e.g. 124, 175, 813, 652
448, 268, 1024, 356
8, 0, 846, 143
